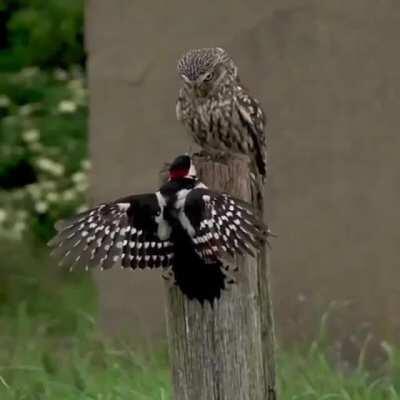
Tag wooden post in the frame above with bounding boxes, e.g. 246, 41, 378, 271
165, 156, 277, 400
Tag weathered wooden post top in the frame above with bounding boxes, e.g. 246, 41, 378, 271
165, 45, 276, 399
165, 155, 276, 400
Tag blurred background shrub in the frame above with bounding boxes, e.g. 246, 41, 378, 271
0, 0, 87, 242
0, 67, 88, 241
0, 0, 84, 70
0, 4, 95, 391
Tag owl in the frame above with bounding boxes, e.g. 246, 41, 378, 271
176, 47, 267, 180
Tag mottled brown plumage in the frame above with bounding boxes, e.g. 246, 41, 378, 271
176, 47, 267, 179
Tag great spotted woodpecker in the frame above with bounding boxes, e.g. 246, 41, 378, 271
49, 154, 267, 303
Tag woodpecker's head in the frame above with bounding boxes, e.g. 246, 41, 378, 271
168, 155, 197, 181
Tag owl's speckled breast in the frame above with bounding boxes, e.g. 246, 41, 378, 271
178, 87, 249, 155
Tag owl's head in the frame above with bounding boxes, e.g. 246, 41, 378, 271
177, 47, 238, 97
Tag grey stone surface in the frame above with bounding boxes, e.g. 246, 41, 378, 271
86, 0, 400, 343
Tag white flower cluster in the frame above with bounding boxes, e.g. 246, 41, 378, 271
0, 67, 89, 241
0, 207, 29, 240
55, 68, 86, 114
0, 153, 90, 239
36, 157, 65, 177
0, 95, 11, 108
17, 67, 39, 81
58, 100, 77, 114
22, 128, 40, 143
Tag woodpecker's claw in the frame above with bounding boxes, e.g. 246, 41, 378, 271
162, 269, 176, 289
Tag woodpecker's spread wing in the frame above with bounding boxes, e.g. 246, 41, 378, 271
179, 188, 266, 263
236, 90, 267, 178
48, 193, 173, 270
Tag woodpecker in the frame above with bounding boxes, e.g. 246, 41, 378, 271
49, 155, 267, 303
176, 47, 267, 181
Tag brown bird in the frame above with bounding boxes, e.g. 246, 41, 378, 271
176, 47, 267, 181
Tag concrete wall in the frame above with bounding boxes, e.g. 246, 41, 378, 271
86, 0, 400, 345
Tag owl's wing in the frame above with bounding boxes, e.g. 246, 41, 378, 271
236, 90, 267, 178
176, 88, 185, 122
48, 193, 174, 271
178, 187, 266, 263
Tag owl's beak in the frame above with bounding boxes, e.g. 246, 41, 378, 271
182, 75, 209, 97
193, 83, 209, 98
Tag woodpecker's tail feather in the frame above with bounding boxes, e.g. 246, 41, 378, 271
168, 221, 235, 305
172, 259, 232, 305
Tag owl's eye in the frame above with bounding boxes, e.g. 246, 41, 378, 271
203, 72, 214, 82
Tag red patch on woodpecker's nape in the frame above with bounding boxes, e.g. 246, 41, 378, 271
169, 168, 189, 180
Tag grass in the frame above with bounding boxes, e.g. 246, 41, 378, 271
0, 239, 399, 399
279, 347, 399, 400
0, 312, 171, 400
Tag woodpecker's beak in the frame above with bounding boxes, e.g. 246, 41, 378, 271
187, 162, 197, 179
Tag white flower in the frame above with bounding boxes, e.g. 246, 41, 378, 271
27, 184, 41, 199
0, 209, 7, 224
46, 192, 59, 202
81, 159, 91, 170
76, 205, 89, 213
36, 158, 65, 176
54, 68, 68, 81
36, 158, 52, 170
18, 104, 35, 117
72, 171, 86, 184
62, 189, 76, 201
19, 67, 39, 79
58, 100, 77, 113
40, 180, 56, 191
68, 79, 86, 102
22, 129, 40, 143
35, 201, 48, 213
14, 221, 26, 233
0, 95, 11, 108
19, 103, 39, 116
68, 79, 84, 91
75, 182, 88, 192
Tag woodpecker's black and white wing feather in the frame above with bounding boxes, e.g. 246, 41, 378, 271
48, 193, 174, 271
236, 89, 267, 178
179, 188, 266, 263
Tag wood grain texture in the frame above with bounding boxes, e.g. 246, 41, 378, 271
165, 156, 276, 400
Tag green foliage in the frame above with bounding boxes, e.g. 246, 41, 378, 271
0, 241, 171, 400
278, 347, 400, 400
0, 318, 171, 400
0, 66, 88, 241
0, 240, 399, 399
0, 0, 84, 70
0, 239, 96, 335
277, 302, 400, 399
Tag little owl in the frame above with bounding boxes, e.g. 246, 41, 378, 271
176, 47, 267, 181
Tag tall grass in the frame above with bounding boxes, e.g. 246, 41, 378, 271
0, 240, 399, 399
0, 310, 171, 400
